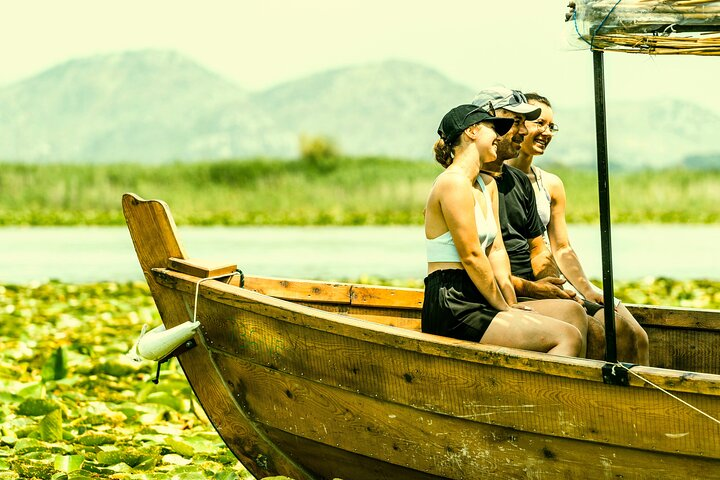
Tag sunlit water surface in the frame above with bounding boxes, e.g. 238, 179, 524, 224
0, 225, 718, 284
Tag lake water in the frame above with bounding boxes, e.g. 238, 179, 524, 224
0, 225, 718, 284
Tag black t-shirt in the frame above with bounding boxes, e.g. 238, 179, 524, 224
496, 163, 545, 280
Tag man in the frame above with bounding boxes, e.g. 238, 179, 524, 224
471, 87, 647, 364
471, 87, 575, 300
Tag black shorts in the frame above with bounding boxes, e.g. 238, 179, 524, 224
583, 299, 603, 316
421, 269, 500, 342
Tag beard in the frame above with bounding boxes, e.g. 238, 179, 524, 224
497, 137, 521, 162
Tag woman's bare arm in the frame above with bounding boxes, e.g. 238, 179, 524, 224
436, 174, 510, 311
546, 173, 603, 303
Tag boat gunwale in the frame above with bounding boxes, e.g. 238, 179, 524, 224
152, 266, 720, 397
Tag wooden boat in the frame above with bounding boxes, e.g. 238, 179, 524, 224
123, 192, 720, 479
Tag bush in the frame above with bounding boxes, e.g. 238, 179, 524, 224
299, 134, 341, 172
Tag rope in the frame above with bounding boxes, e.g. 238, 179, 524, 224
615, 362, 720, 426
192, 269, 243, 324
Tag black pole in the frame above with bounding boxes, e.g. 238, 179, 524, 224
592, 50, 618, 364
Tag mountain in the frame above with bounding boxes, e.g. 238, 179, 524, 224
0, 49, 718, 167
252, 60, 474, 160
549, 100, 720, 170
0, 50, 280, 162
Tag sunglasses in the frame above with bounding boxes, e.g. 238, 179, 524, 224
463, 101, 496, 123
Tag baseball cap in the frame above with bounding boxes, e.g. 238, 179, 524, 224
438, 104, 514, 143
471, 87, 541, 121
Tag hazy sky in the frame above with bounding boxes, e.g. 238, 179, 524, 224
3, 0, 720, 110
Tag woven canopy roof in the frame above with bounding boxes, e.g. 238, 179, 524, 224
570, 0, 720, 55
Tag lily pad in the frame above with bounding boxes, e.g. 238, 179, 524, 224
41, 347, 68, 382
39, 409, 63, 442
13, 438, 45, 454
75, 431, 115, 446
17, 398, 61, 416
53, 455, 84, 473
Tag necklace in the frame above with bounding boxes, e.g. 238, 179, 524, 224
479, 168, 502, 178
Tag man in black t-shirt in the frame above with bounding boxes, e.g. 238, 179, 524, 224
471, 87, 578, 301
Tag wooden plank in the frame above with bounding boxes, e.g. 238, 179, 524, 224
645, 326, 720, 375
264, 426, 446, 480
121, 193, 310, 480
195, 298, 720, 458
240, 275, 424, 309
629, 304, 720, 330
215, 354, 720, 479
168, 257, 237, 278
300, 303, 422, 331
241, 276, 353, 304
351, 284, 423, 309
153, 268, 720, 396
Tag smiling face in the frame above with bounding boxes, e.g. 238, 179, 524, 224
465, 121, 500, 165
481, 108, 528, 172
521, 100, 555, 157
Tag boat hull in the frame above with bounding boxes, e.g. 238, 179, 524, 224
123, 193, 720, 480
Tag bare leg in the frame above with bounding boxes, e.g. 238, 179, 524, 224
586, 315, 605, 361
593, 304, 650, 365
518, 299, 588, 358
480, 309, 583, 357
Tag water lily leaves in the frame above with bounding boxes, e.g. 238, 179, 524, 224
17, 382, 44, 399
16, 398, 61, 416
53, 454, 84, 473
163, 453, 193, 466
144, 391, 187, 412
213, 470, 242, 480
166, 437, 196, 457
75, 431, 116, 446
39, 409, 63, 442
41, 347, 68, 382
9, 458, 56, 478
99, 357, 141, 377
13, 437, 45, 455
95, 447, 158, 469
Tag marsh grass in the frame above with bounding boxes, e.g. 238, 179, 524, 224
1, 159, 718, 225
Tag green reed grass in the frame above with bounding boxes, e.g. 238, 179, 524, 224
0, 159, 718, 225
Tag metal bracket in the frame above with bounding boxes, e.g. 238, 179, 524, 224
152, 338, 198, 384
601, 362, 635, 386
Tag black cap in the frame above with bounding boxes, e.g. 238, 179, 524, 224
438, 104, 514, 144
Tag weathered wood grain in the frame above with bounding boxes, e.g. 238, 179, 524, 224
168, 257, 237, 278
127, 194, 720, 480
188, 293, 720, 459
122, 193, 309, 480
216, 353, 720, 479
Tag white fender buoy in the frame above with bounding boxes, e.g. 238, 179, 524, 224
129, 321, 200, 362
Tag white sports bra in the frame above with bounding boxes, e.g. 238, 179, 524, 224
426, 176, 497, 262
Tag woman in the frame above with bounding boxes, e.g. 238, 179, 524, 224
508, 93, 649, 364
422, 104, 585, 357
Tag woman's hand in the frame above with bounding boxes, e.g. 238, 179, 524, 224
584, 289, 605, 305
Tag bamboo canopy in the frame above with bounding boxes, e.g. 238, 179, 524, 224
570, 0, 720, 55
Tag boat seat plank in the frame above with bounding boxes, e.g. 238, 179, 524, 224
168, 257, 238, 278
242, 276, 353, 304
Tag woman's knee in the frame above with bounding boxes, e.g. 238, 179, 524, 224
555, 322, 584, 357
565, 301, 589, 333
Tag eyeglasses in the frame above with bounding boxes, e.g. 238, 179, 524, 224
530, 120, 559, 134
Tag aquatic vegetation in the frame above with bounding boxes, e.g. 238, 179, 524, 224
0, 281, 254, 479
0, 279, 717, 478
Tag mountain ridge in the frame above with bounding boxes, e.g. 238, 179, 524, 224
0, 49, 717, 168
